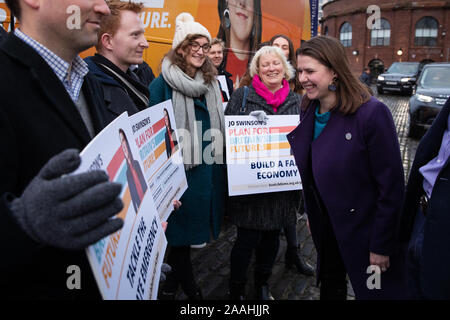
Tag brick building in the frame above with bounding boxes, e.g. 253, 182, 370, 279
321, 0, 450, 79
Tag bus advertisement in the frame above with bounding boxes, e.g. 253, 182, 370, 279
1, 0, 312, 86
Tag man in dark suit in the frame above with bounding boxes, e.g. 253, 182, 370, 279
400, 97, 450, 299
0, 0, 124, 299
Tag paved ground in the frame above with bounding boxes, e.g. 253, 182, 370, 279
183, 88, 421, 300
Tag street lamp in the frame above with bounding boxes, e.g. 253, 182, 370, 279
397, 48, 403, 56
352, 50, 359, 56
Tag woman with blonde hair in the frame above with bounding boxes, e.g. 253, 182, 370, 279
225, 46, 301, 300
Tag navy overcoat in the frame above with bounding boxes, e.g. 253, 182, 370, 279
287, 96, 407, 299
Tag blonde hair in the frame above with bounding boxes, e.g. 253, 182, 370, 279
210, 38, 225, 50
249, 46, 295, 81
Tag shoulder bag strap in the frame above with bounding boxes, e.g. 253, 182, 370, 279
240, 86, 249, 115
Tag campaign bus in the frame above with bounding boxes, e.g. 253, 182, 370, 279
1, 0, 313, 87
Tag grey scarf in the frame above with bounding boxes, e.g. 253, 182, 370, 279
161, 58, 225, 170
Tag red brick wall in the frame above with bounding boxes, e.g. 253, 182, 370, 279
321, 0, 450, 75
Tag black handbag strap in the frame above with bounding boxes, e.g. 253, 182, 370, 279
240, 86, 249, 115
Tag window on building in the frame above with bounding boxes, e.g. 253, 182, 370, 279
415, 17, 438, 46
324, 26, 329, 36
370, 19, 390, 46
339, 22, 352, 47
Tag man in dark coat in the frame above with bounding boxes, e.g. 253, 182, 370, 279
85, 0, 150, 124
359, 67, 371, 87
208, 38, 234, 99
0, 0, 124, 299
400, 97, 450, 299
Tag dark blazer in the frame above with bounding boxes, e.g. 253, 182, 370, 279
164, 128, 178, 158
217, 66, 234, 96
126, 159, 148, 212
0, 34, 109, 299
399, 98, 450, 299
287, 96, 407, 299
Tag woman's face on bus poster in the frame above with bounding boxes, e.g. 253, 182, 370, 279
228, 0, 254, 43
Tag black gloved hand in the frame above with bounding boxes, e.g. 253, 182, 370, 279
9, 149, 124, 250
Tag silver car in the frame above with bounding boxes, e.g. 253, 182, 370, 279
408, 63, 450, 138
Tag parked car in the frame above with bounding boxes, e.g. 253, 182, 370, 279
408, 62, 450, 138
377, 62, 420, 95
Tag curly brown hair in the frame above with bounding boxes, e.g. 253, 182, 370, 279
165, 34, 217, 84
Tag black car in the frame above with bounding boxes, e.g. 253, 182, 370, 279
408, 63, 450, 138
377, 62, 420, 95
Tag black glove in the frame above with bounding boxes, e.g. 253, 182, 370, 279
9, 149, 124, 250
160, 263, 172, 283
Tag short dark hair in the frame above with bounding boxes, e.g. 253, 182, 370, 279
5, 0, 21, 20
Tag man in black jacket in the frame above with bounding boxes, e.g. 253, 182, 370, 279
359, 67, 371, 87
400, 97, 450, 299
0, 0, 124, 299
85, 0, 150, 124
208, 38, 233, 100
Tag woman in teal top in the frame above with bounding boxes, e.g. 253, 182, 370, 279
148, 13, 226, 300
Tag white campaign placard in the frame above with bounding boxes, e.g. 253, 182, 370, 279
74, 112, 167, 300
225, 115, 302, 196
129, 100, 187, 222
217, 75, 230, 111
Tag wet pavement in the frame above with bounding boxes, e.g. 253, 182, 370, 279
184, 88, 420, 300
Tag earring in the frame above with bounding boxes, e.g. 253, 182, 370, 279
328, 78, 337, 92
223, 9, 231, 29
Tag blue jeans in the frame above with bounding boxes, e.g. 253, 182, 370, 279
406, 207, 426, 299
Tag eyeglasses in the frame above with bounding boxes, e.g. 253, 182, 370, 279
190, 42, 211, 53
